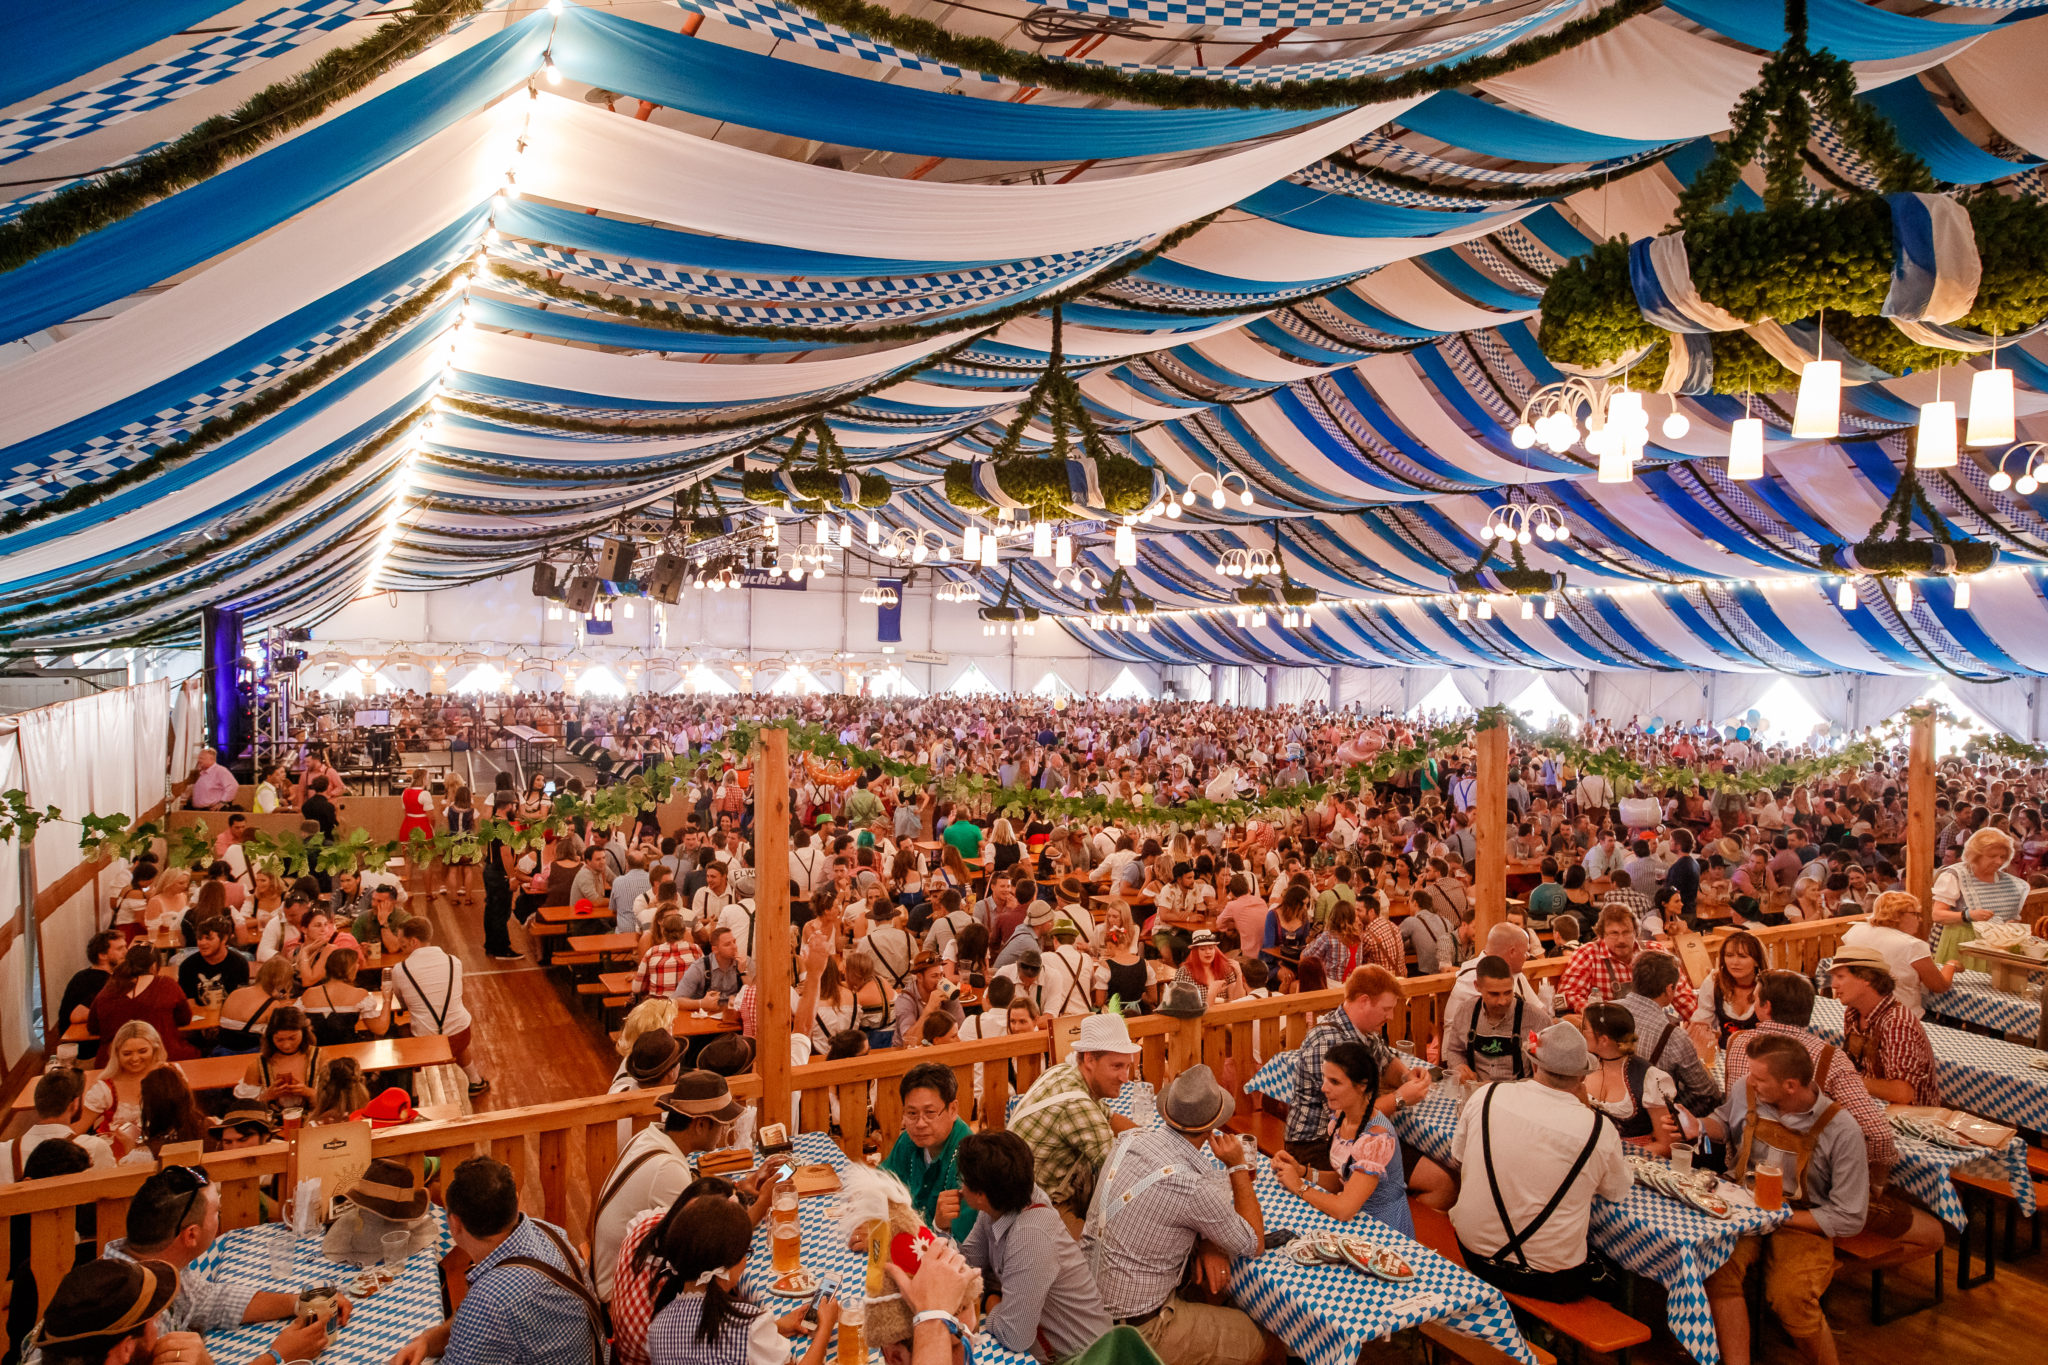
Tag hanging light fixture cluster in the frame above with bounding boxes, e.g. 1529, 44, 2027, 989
1510, 378, 1667, 484
936, 580, 980, 604
1181, 467, 1254, 511
1986, 441, 2048, 495
1216, 546, 1282, 579
858, 582, 900, 607
877, 529, 941, 564
1477, 503, 1572, 546
1089, 612, 1152, 633
1054, 566, 1104, 594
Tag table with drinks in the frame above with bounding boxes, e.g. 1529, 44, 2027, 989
1810, 996, 2048, 1133
195, 1212, 452, 1365
743, 1131, 1036, 1365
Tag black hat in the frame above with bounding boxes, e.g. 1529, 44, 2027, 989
626, 1029, 685, 1085
37, 1259, 179, 1354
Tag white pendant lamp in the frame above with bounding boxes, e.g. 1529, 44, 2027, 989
1456, 599, 1470, 621
1914, 401, 1957, 469
1033, 522, 1052, 558
1727, 418, 1765, 480
1477, 599, 1493, 620
1837, 580, 1857, 610
1954, 578, 1972, 609
1894, 579, 1913, 612
1791, 360, 1841, 438
1054, 534, 1072, 568
962, 525, 981, 561
1520, 598, 1535, 620
1966, 366, 2015, 447
1596, 436, 1633, 484
1113, 522, 1136, 567
980, 533, 999, 568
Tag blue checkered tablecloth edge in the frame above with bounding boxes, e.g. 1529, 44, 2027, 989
193, 1213, 451, 1365
1248, 1050, 1296, 1104
1812, 997, 2048, 1133
1887, 1130, 2038, 1231
1925, 972, 2043, 1039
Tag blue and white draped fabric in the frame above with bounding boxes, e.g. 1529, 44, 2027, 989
1628, 233, 1749, 334
770, 469, 860, 504
0, 1, 389, 165
1881, 193, 1982, 325
967, 463, 1030, 511
1774, 319, 1894, 385
1067, 455, 1106, 510
1660, 332, 1715, 395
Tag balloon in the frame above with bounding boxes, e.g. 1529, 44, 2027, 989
1650, 715, 1664, 728
1736, 726, 1752, 740
1053, 696, 1068, 711
1746, 708, 1762, 723
1723, 725, 1738, 739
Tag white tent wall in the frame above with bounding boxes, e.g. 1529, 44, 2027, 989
311, 572, 1159, 698
1268, 667, 1331, 708
1162, 666, 1212, 702
0, 730, 28, 1072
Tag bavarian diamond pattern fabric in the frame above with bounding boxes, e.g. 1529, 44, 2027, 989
1926, 971, 2046, 1037
1813, 997, 2048, 1133
1887, 1130, 2037, 1231
189, 1210, 451, 1365
1046, 0, 1500, 28
0, 2, 388, 165
698, 0, 1004, 82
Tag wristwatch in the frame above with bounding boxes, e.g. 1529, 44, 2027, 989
1393, 1096, 1409, 1114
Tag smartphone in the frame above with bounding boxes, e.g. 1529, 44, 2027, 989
544, 780, 556, 796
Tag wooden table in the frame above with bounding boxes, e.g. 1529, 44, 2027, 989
14, 1034, 455, 1110
60, 994, 410, 1046
537, 903, 610, 925
671, 1011, 742, 1038
599, 970, 637, 997
568, 931, 640, 963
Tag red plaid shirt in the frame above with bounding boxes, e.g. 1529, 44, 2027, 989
610, 1208, 666, 1365
1843, 995, 1940, 1107
1557, 942, 1698, 1017
632, 941, 699, 999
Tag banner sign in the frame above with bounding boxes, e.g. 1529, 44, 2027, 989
742, 569, 807, 590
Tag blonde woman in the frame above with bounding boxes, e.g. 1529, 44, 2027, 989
1932, 827, 2030, 963
81, 1020, 169, 1142
987, 818, 1022, 877
1843, 890, 1957, 1018
142, 868, 192, 945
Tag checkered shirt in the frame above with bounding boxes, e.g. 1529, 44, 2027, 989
1557, 942, 1698, 1018
1600, 886, 1653, 931
1079, 1126, 1259, 1320
1725, 1022, 1897, 1179
105, 1238, 258, 1334
444, 1215, 605, 1365
1842, 996, 1940, 1108
1286, 1010, 1394, 1145
1010, 1061, 1118, 1211
1363, 917, 1405, 976
633, 941, 698, 999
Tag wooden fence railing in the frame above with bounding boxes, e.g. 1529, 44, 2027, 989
1, 960, 1581, 1316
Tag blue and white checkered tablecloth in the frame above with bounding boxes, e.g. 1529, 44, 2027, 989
1005, 1079, 1156, 1124
193, 1213, 451, 1365
1886, 1129, 2037, 1231
1237, 1155, 1537, 1365
1248, 1050, 1297, 1104
1926, 972, 2043, 1039
743, 1131, 1034, 1365
1393, 1083, 1788, 1365
1812, 997, 2048, 1133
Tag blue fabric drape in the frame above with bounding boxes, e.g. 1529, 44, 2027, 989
1860, 81, 2040, 185
1399, 92, 1676, 163
551, 7, 1337, 163
1666, 0, 2005, 62
4, 0, 229, 109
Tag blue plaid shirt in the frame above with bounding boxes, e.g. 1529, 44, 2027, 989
445, 1216, 605, 1365
1284, 1008, 1393, 1145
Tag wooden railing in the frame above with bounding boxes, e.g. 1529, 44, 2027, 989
0, 962, 1558, 1316
1704, 914, 1866, 976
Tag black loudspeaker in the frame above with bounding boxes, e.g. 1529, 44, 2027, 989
596, 537, 636, 582
283, 627, 313, 643
645, 552, 686, 604
532, 561, 559, 599
563, 574, 599, 615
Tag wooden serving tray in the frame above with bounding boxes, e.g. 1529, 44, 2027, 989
1956, 941, 2048, 994
792, 1163, 841, 1197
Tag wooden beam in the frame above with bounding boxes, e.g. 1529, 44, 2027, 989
755, 728, 793, 1132
1906, 707, 1936, 912
1473, 719, 1509, 936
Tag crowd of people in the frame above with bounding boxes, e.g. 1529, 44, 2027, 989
15, 687, 2048, 1365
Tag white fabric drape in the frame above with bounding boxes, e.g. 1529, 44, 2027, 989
1546, 670, 1590, 718
1401, 669, 1451, 715
131, 677, 170, 817
1703, 673, 1782, 727
1591, 671, 1711, 725
1162, 665, 1212, 703
170, 676, 208, 782
1269, 667, 1330, 708
1845, 675, 1929, 732
1951, 677, 2040, 739
1946, 13, 2048, 158
0, 728, 27, 1070
524, 93, 1421, 261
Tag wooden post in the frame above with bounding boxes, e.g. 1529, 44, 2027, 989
1905, 707, 1936, 912
1473, 719, 1509, 937
755, 728, 793, 1132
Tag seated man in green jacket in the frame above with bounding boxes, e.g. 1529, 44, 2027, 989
882, 1062, 976, 1242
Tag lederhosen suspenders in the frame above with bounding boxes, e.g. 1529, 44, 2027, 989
492, 1221, 608, 1362
1729, 1045, 1843, 1205
399, 961, 455, 1035
1476, 1083, 1604, 1271
1463, 994, 1527, 1079
1051, 946, 1088, 1016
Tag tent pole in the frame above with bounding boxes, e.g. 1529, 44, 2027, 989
1473, 718, 1509, 937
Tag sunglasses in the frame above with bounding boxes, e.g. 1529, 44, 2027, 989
160, 1164, 212, 1231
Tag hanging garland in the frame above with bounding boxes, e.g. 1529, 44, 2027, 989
0, 270, 464, 538
0, 0, 487, 275
942, 307, 1161, 518
1454, 531, 1566, 597
739, 415, 891, 510
775, 0, 1660, 111
1817, 461, 1996, 578
1536, 0, 2048, 390
1092, 567, 1158, 616
0, 411, 421, 639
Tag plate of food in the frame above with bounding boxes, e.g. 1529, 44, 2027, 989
1311, 1232, 1348, 1263
1352, 1243, 1417, 1282
768, 1270, 821, 1299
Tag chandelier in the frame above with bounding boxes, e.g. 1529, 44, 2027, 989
1216, 546, 1281, 579
691, 557, 743, 592
859, 582, 899, 607
1182, 467, 1254, 511
1054, 566, 1103, 594
780, 537, 835, 582
1478, 502, 1572, 546
1987, 441, 2048, 495
1820, 460, 1992, 612
877, 529, 944, 564
1509, 378, 1676, 483
935, 579, 981, 604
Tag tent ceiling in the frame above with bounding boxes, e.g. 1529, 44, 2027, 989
3, 0, 2047, 678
